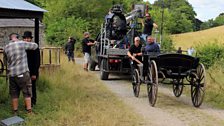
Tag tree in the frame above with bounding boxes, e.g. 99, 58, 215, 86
153, 0, 196, 34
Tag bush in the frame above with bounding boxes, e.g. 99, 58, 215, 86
160, 33, 175, 51
195, 43, 224, 68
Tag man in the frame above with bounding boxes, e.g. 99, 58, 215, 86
141, 13, 158, 42
23, 31, 40, 107
127, 37, 144, 80
145, 36, 160, 53
177, 47, 182, 54
187, 46, 195, 56
82, 32, 96, 71
65, 37, 76, 62
4, 33, 38, 114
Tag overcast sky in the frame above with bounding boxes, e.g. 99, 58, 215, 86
144, 0, 224, 21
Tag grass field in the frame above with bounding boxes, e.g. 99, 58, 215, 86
172, 25, 224, 50
0, 55, 142, 126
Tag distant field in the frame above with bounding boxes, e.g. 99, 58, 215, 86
172, 25, 224, 50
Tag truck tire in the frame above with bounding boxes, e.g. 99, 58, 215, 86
100, 59, 109, 80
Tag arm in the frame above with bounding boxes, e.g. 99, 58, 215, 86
141, 19, 144, 27
153, 23, 158, 29
23, 42, 38, 50
127, 51, 134, 59
87, 41, 96, 46
65, 43, 68, 51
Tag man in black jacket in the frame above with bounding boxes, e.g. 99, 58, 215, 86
65, 37, 76, 62
23, 31, 40, 107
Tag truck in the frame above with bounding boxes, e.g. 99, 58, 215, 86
90, 4, 146, 80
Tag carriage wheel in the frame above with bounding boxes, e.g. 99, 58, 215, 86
191, 63, 206, 107
0, 59, 4, 74
172, 79, 184, 97
132, 69, 140, 97
147, 60, 158, 107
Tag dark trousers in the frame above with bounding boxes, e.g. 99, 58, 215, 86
67, 51, 74, 62
31, 79, 37, 105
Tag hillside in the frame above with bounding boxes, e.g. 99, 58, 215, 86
172, 25, 224, 50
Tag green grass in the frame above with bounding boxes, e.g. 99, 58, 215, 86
0, 56, 142, 126
204, 63, 224, 108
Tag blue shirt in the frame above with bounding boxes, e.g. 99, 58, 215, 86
145, 42, 160, 53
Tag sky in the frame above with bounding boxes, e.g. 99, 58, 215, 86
144, 0, 224, 21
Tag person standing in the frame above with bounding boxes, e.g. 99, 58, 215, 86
82, 32, 96, 71
176, 47, 182, 54
23, 31, 40, 107
4, 33, 38, 114
187, 46, 195, 56
141, 13, 158, 42
65, 37, 76, 62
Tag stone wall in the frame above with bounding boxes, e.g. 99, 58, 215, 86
0, 27, 44, 47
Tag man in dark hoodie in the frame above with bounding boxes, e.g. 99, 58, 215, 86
65, 37, 76, 62
23, 31, 40, 107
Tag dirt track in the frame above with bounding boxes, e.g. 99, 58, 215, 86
76, 58, 224, 126
97, 73, 224, 126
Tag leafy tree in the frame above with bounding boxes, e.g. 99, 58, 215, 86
153, 0, 196, 34
213, 15, 224, 27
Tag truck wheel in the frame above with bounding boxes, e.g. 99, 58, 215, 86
100, 59, 109, 80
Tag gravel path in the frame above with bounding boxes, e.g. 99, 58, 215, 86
101, 73, 224, 126
75, 58, 224, 126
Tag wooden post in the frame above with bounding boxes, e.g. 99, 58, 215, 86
34, 18, 39, 45
41, 49, 44, 65
57, 48, 60, 65
49, 49, 52, 64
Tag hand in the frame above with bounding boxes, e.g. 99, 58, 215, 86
131, 56, 135, 60
133, 53, 137, 57
31, 75, 37, 80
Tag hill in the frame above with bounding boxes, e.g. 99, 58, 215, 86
171, 25, 224, 50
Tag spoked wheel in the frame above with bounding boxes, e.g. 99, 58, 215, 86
191, 63, 206, 107
172, 79, 184, 97
132, 69, 140, 97
0, 59, 4, 74
147, 60, 158, 107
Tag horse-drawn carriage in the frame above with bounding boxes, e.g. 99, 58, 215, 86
132, 52, 206, 107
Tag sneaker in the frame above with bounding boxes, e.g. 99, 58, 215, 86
27, 109, 32, 114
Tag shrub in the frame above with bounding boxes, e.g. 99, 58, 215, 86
160, 33, 175, 51
195, 43, 224, 68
